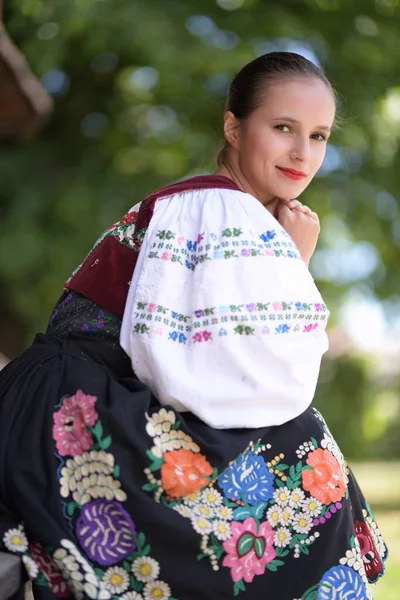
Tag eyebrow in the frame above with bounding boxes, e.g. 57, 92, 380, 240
272, 116, 331, 132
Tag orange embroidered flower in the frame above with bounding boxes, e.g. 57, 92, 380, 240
161, 449, 213, 498
301, 448, 346, 505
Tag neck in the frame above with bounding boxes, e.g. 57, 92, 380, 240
215, 157, 277, 214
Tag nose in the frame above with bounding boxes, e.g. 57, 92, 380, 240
290, 136, 310, 163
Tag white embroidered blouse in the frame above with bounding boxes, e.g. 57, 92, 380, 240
120, 187, 329, 429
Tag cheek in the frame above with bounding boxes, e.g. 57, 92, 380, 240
312, 146, 327, 172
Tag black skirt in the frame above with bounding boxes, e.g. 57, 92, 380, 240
0, 334, 388, 600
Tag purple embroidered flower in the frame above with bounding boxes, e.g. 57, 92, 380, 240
76, 500, 136, 566
246, 304, 256, 312
241, 248, 251, 257
194, 309, 204, 318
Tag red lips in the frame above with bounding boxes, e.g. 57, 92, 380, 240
276, 167, 307, 181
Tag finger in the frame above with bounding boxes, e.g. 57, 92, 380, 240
286, 199, 302, 209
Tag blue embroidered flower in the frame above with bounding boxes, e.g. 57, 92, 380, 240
260, 230, 276, 242
187, 240, 197, 251
213, 251, 224, 259
317, 565, 368, 599
275, 324, 290, 334
217, 452, 274, 506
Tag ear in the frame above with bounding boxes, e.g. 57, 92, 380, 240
223, 111, 241, 150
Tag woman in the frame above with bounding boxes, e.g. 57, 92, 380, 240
0, 52, 388, 600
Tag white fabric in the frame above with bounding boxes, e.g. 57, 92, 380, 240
120, 187, 330, 429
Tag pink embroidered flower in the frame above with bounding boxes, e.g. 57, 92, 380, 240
147, 303, 157, 312
193, 332, 203, 343
222, 517, 276, 583
272, 302, 282, 311
30, 543, 72, 597
177, 236, 185, 244
265, 249, 274, 256
197, 233, 205, 243
161, 252, 171, 260
202, 331, 212, 342
304, 323, 319, 333
53, 390, 98, 457
315, 303, 322, 311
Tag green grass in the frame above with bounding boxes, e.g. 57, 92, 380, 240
351, 462, 400, 600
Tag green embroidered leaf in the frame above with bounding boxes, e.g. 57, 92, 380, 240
302, 465, 314, 471
277, 463, 289, 471
113, 465, 120, 478
266, 562, 278, 571
92, 420, 103, 439
300, 544, 310, 555
233, 507, 252, 521
252, 502, 267, 520
296, 460, 303, 472
172, 420, 181, 429
275, 478, 285, 488
233, 579, 246, 596
289, 465, 297, 480
275, 548, 289, 557
122, 561, 130, 571
197, 552, 207, 560
254, 537, 266, 559
67, 502, 79, 516
237, 533, 254, 557
37, 573, 47, 586
142, 544, 151, 556
136, 532, 146, 550
145, 449, 164, 471
100, 435, 112, 450
130, 576, 143, 591
95, 567, 104, 578
310, 437, 318, 449
142, 482, 158, 492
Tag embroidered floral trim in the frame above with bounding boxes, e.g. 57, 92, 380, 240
131, 300, 328, 343
48, 390, 177, 598
147, 227, 300, 271
142, 410, 356, 596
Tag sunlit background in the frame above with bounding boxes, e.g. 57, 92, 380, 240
1, 0, 400, 597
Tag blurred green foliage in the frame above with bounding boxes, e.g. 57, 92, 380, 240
1, 0, 400, 458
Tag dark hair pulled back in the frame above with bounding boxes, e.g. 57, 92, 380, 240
217, 51, 336, 166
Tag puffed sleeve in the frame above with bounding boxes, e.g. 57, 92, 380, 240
120, 187, 329, 429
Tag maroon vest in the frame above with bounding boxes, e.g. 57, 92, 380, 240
65, 175, 239, 317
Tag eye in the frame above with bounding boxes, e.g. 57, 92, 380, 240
274, 124, 291, 133
311, 132, 328, 142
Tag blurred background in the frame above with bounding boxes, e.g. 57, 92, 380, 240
0, 0, 399, 597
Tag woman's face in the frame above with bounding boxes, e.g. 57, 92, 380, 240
225, 77, 336, 204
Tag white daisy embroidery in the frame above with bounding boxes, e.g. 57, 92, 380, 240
274, 527, 292, 548
292, 512, 313, 534
301, 496, 323, 518
22, 556, 39, 579
273, 487, 290, 507
279, 506, 295, 526
3, 527, 28, 553
212, 520, 232, 541
131, 556, 160, 583
201, 488, 224, 508
102, 566, 130, 594
267, 505, 282, 528
143, 580, 171, 600
289, 488, 305, 508
191, 516, 213, 535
